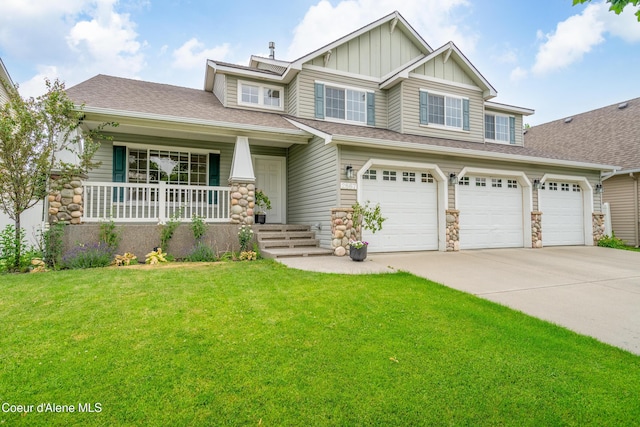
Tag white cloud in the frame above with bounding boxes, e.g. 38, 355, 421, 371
286, 0, 475, 61
66, 0, 146, 78
532, 2, 640, 75
509, 66, 528, 82
17, 66, 62, 99
172, 39, 230, 69
532, 3, 606, 75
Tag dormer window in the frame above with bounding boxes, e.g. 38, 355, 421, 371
237, 80, 284, 111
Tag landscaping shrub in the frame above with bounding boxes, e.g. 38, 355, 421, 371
62, 242, 113, 269
598, 233, 627, 249
99, 218, 121, 253
0, 224, 41, 273
186, 242, 217, 262
42, 222, 66, 269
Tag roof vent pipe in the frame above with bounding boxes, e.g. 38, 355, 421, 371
269, 41, 275, 59
618, 102, 628, 109
564, 117, 573, 123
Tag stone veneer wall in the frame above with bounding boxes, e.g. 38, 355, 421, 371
531, 211, 543, 248
229, 182, 255, 225
48, 176, 84, 224
445, 209, 459, 252
331, 207, 355, 256
592, 212, 606, 245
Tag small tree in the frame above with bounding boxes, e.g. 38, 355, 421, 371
0, 78, 115, 271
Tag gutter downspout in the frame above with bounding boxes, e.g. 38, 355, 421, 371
632, 172, 639, 247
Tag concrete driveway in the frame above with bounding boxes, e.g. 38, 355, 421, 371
369, 246, 640, 355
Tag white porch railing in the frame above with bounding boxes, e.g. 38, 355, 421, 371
83, 181, 231, 223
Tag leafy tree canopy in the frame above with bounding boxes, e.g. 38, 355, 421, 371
573, 0, 640, 21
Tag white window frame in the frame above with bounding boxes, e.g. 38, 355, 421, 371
421, 89, 467, 131
484, 113, 512, 144
237, 80, 284, 111
318, 81, 371, 125
116, 143, 219, 186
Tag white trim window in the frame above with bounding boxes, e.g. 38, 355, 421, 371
326, 85, 366, 123
128, 148, 208, 186
485, 114, 509, 143
237, 80, 284, 111
314, 82, 375, 126
419, 90, 469, 131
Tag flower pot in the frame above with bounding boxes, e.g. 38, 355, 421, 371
254, 214, 266, 224
349, 245, 368, 261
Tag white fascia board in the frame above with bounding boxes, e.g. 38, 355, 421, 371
80, 106, 310, 138
206, 60, 299, 85
284, 118, 332, 144
331, 134, 619, 172
0, 58, 14, 86
603, 168, 640, 180
485, 101, 535, 116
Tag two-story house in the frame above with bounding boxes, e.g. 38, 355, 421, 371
65, 11, 617, 256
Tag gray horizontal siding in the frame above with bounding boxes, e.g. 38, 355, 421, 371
287, 137, 338, 248
401, 78, 484, 143
88, 134, 238, 184
603, 175, 637, 244
338, 145, 602, 212
388, 83, 402, 133
296, 68, 388, 128
213, 74, 226, 105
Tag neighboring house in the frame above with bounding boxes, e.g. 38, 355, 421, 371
65, 11, 616, 254
0, 58, 46, 245
525, 98, 640, 246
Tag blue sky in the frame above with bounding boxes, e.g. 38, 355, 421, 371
1, 0, 639, 125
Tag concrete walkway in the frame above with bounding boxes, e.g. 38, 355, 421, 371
278, 247, 640, 355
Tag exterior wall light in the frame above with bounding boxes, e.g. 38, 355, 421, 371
346, 165, 355, 180
449, 173, 457, 186
533, 179, 541, 190
595, 183, 603, 194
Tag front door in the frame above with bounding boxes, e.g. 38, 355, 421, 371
254, 156, 285, 224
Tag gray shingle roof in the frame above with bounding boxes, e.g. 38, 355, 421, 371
524, 97, 640, 170
66, 74, 299, 131
288, 117, 604, 164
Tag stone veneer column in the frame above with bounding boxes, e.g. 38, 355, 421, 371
331, 207, 355, 256
229, 182, 255, 225
445, 209, 459, 252
48, 175, 84, 224
531, 211, 543, 248
592, 212, 606, 245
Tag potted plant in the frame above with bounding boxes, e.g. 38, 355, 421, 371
349, 201, 385, 261
254, 190, 271, 224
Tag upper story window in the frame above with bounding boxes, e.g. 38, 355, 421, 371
485, 113, 515, 144
314, 82, 375, 126
419, 90, 469, 131
237, 80, 284, 111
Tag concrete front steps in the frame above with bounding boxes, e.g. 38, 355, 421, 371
255, 224, 332, 259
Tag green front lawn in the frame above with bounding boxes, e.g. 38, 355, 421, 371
1, 261, 638, 426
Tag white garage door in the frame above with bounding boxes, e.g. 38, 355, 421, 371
361, 169, 438, 252
457, 176, 524, 249
540, 182, 585, 246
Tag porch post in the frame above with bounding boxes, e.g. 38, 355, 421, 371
47, 173, 85, 225
158, 181, 167, 223
229, 136, 256, 225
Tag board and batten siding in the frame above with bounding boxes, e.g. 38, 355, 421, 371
401, 77, 484, 144
213, 74, 226, 106
485, 108, 525, 146
411, 56, 476, 86
287, 136, 339, 249
296, 68, 388, 128
308, 24, 424, 78
338, 145, 602, 212
603, 175, 638, 245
